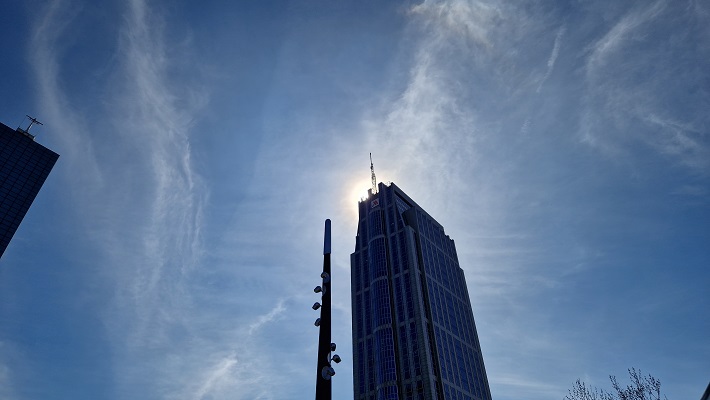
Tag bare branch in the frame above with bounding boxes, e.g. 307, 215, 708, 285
565, 369, 667, 400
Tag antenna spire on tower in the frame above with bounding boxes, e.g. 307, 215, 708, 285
16, 115, 44, 139
370, 153, 377, 194
24, 115, 43, 132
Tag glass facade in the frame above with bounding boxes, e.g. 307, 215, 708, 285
351, 182, 492, 400
0, 122, 59, 258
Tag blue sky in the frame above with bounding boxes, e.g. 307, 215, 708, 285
1, 0, 708, 399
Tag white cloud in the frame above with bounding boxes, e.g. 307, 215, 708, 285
29, 0, 211, 396
29, 0, 103, 191
409, 0, 501, 49
580, 0, 709, 173
520, 118, 531, 134
537, 25, 565, 93
248, 299, 287, 335
642, 114, 709, 171
103, 0, 209, 350
586, 0, 667, 79
192, 352, 239, 400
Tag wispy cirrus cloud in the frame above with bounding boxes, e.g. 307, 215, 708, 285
29, 0, 209, 396
248, 299, 286, 335
113, 0, 208, 344
29, 0, 102, 190
642, 114, 709, 171
585, 0, 667, 79
173, 298, 299, 400
409, 0, 500, 49
366, 0, 506, 208
580, 0, 710, 173
192, 351, 239, 400
537, 24, 565, 93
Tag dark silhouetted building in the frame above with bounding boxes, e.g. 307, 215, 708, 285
351, 182, 492, 400
0, 121, 59, 259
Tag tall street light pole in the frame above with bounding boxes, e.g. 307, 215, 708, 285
314, 219, 339, 400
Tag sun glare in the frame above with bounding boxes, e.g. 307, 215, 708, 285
342, 178, 371, 221
351, 181, 370, 203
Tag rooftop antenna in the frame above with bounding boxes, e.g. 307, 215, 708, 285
16, 115, 43, 140
370, 153, 377, 194
21, 115, 43, 133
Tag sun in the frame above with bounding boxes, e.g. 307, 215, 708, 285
350, 179, 371, 204
340, 177, 371, 221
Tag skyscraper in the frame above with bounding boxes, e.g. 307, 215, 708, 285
0, 120, 59, 259
351, 182, 492, 400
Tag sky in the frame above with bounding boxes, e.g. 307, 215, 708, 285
0, 0, 708, 399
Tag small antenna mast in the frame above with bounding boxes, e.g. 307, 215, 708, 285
23, 115, 43, 133
370, 153, 377, 194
